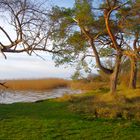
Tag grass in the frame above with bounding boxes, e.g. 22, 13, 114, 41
0, 76, 140, 139
0, 89, 140, 140
0, 78, 70, 90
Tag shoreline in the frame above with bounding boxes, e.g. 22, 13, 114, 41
0, 88, 82, 104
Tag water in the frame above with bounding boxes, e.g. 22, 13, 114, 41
0, 88, 82, 104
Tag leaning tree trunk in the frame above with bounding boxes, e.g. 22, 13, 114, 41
110, 53, 122, 94
89, 38, 121, 93
129, 58, 137, 89
89, 39, 113, 74
104, 10, 123, 94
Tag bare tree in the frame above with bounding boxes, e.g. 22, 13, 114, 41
0, 0, 59, 88
0, 0, 61, 58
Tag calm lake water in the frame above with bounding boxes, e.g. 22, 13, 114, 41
0, 88, 82, 104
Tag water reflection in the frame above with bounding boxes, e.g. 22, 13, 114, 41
0, 88, 82, 104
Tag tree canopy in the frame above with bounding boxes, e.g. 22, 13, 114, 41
48, 0, 140, 93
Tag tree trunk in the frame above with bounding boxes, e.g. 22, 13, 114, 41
104, 10, 123, 94
89, 39, 113, 74
110, 53, 122, 94
129, 58, 137, 89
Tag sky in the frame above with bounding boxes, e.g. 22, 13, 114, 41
0, 0, 95, 80
51, 0, 74, 7
0, 53, 74, 80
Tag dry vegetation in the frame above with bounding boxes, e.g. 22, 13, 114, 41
0, 78, 70, 90
70, 80, 109, 91
70, 74, 110, 91
56, 87, 140, 121
56, 72, 140, 121
70, 71, 140, 91
119, 72, 140, 87
0, 71, 139, 92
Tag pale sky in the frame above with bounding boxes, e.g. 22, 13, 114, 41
52, 0, 74, 7
0, 53, 75, 80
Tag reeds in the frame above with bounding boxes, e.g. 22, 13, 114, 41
1, 78, 70, 90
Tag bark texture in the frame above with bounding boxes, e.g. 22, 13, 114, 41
110, 53, 122, 94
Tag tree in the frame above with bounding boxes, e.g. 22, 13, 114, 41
118, 0, 140, 88
48, 0, 130, 93
0, 0, 62, 88
0, 0, 60, 57
48, 0, 140, 93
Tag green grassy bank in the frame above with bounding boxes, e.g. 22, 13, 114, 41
0, 90, 140, 140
